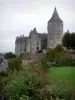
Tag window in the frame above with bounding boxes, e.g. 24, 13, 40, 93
37, 47, 39, 51
37, 41, 39, 46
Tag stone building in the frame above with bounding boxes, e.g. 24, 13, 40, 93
15, 28, 47, 55
47, 7, 63, 48
15, 7, 63, 55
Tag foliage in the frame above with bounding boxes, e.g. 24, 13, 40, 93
0, 76, 3, 92
8, 57, 22, 73
4, 68, 51, 100
4, 52, 16, 59
51, 82, 73, 99
41, 45, 75, 67
41, 54, 51, 68
0, 75, 8, 93
1, 60, 52, 100
62, 32, 75, 50
4, 76, 34, 100
54, 44, 64, 53
46, 48, 56, 62
23, 61, 50, 88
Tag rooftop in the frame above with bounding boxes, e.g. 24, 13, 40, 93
48, 7, 63, 23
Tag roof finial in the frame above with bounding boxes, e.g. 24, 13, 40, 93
55, 6, 56, 9
54, 6, 57, 12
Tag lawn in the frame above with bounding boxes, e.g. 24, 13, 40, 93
48, 67, 75, 88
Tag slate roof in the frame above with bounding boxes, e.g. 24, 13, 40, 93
48, 7, 63, 23
38, 33, 47, 40
15, 36, 28, 43
16, 33, 47, 43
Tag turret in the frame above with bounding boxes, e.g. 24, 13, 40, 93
47, 7, 63, 48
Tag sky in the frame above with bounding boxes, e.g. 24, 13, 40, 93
0, 0, 75, 53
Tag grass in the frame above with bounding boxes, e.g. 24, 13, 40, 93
48, 67, 75, 89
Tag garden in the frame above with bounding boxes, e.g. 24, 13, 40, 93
0, 44, 75, 100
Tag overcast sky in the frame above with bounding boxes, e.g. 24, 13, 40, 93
0, 0, 75, 53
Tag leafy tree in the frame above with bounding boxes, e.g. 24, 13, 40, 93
4, 52, 16, 59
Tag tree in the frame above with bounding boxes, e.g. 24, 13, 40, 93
70, 33, 75, 50
62, 32, 71, 49
62, 32, 75, 50
4, 52, 16, 59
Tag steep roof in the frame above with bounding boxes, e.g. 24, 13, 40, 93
48, 7, 63, 23
38, 33, 47, 40
15, 36, 28, 43
38, 33, 47, 49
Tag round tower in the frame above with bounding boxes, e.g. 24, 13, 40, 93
47, 7, 63, 48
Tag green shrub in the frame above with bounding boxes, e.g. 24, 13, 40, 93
4, 74, 51, 100
8, 57, 22, 73
41, 45, 75, 67
54, 44, 64, 53
4, 76, 34, 100
51, 82, 72, 99
46, 48, 56, 62
0, 76, 3, 92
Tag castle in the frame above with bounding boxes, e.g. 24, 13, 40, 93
15, 7, 63, 55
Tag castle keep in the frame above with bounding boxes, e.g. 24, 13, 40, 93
15, 7, 63, 55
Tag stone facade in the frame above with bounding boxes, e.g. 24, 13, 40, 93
15, 36, 28, 55
15, 28, 47, 55
15, 7, 63, 55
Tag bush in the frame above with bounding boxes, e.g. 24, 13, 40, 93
51, 81, 73, 99
8, 57, 22, 73
46, 48, 56, 62
2, 60, 52, 100
4, 74, 51, 100
41, 45, 75, 67
54, 44, 64, 53
0, 75, 8, 93
4, 76, 34, 100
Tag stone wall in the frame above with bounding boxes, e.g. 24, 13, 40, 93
48, 21, 63, 48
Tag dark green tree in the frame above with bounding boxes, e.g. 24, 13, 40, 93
4, 52, 16, 59
62, 31, 75, 50
70, 33, 75, 50
62, 32, 71, 49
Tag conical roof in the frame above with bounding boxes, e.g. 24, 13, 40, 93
48, 7, 63, 23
